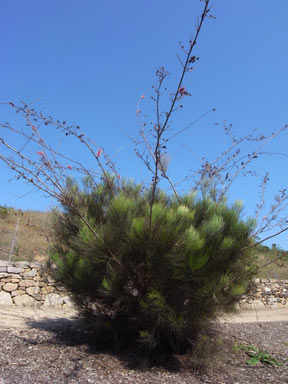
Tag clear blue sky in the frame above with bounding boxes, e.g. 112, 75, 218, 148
1, 1, 288, 247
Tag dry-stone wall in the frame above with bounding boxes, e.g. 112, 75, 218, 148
0, 260, 73, 308
0, 260, 288, 309
240, 278, 288, 309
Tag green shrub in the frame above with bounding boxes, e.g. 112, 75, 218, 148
50, 178, 257, 353
0, 205, 9, 219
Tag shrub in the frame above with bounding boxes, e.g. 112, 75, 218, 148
0, 205, 9, 219
51, 178, 257, 353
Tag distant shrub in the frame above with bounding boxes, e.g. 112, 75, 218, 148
0, 205, 9, 219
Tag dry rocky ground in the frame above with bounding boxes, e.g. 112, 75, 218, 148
0, 307, 287, 383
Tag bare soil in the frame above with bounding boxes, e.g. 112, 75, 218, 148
0, 306, 287, 383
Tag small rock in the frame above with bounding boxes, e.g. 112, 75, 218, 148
43, 293, 64, 307
29, 262, 42, 269
19, 279, 36, 288
7, 266, 24, 274
268, 297, 277, 304
63, 296, 75, 308
0, 291, 13, 305
15, 261, 30, 268
2, 283, 18, 292
0, 260, 13, 267
22, 269, 37, 278
11, 290, 26, 297
13, 294, 35, 306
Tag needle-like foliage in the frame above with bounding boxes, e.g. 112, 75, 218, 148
51, 178, 257, 352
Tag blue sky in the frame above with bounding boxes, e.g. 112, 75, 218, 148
1, 0, 288, 247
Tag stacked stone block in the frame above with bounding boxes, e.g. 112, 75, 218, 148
0, 260, 73, 308
240, 278, 288, 309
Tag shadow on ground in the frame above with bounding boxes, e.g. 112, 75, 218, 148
26, 316, 183, 372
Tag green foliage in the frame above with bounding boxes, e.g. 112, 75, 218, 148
234, 343, 284, 366
50, 178, 257, 353
0, 205, 9, 219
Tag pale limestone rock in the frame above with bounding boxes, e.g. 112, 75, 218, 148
19, 279, 36, 288
43, 293, 64, 307
26, 286, 41, 300
0, 267, 7, 272
33, 275, 41, 281
2, 283, 18, 292
7, 266, 24, 274
29, 262, 42, 269
26, 286, 40, 295
0, 291, 13, 305
22, 269, 37, 278
11, 290, 26, 297
46, 286, 55, 294
15, 261, 30, 268
40, 287, 48, 295
47, 275, 56, 284
13, 294, 35, 306
63, 296, 75, 308
0, 260, 13, 267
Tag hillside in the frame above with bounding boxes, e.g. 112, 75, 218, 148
0, 206, 287, 278
0, 206, 51, 263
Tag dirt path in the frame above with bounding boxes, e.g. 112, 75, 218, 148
0, 305, 287, 330
0, 306, 79, 330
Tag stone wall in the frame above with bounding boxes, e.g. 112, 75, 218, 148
0, 260, 72, 308
240, 278, 288, 309
1, 260, 288, 309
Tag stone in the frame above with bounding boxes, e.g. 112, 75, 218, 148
33, 275, 41, 281
0, 260, 13, 267
19, 279, 36, 288
264, 287, 271, 293
26, 286, 41, 300
26, 286, 40, 296
13, 294, 35, 306
29, 262, 42, 269
15, 261, 30, 268
7, 266, 24, 274
2, 283, 18, 292
22, 269, 37, 278
268, 297, 277, 304
40, 287, 48, 295
11, 290, 26, 297
63, 296, 74, 308
1, 276, 21, 283
0, 267, 7, 272
46, 286, 55, 294
43, 293, 64, 308
47, 276, 56, 284
0, 291, 13, 305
